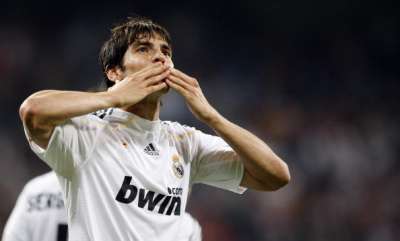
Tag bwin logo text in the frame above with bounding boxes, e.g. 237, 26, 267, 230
115, 176, 181, 216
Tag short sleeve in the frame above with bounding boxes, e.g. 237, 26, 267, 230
2, 186, 30, 241
23, 115, 103, 177
189, 129, 247, 194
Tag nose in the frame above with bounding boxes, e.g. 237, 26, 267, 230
152, 50, 166, 64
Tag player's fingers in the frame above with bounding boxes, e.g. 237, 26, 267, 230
166, 79, 190, 97
127, 62, 164, 81
145, 69, 171, 86
139, 63, 170, 80
168, 75, 194, 92
132, 62, 161, 77
170, 69, 198, 86
147, 82, 168, 93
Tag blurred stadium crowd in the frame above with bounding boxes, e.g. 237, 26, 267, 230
0, 1, 399, 241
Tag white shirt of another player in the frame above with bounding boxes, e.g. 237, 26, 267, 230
2, 172, 68, 241
24, 108, 245, 241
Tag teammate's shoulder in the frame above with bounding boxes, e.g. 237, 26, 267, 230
23, 172, 59, 193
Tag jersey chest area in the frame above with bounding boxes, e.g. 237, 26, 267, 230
88, 124, 190, 195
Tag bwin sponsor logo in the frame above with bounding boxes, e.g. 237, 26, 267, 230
115, 176, 181, 216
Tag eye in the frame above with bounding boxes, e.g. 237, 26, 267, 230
137, 46, 148, 53
160, 45, 172, 57
163, 50, 172, 57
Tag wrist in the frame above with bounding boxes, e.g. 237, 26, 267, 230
97, 91, 122, 108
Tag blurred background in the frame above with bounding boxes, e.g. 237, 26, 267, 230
1, 0, 399, 240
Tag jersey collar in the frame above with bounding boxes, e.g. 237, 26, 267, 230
107, 108, 162, 133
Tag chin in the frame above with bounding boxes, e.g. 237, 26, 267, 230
148, 85, 169, 100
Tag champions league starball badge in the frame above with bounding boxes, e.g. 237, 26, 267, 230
172, 154, 184, 179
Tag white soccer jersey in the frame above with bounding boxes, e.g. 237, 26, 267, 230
180, 213, 202, 241
2, 172, 68, 241
24, 108, 245, 241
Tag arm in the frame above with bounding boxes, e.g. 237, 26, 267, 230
20, 63, 170, 149
20, 91, 115, 149
166, 69, 290, 191
207, 115, 290, 191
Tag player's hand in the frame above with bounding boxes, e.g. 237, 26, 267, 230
166, 69, 220, 124
107, 63, 170, 107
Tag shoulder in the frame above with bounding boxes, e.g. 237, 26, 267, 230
162, 121, 197, 135
23, 172, 60, 194
59, 109, 110, 131
90, 108, 115, 120
71, 109, 111, 124
162, 121, 199, 142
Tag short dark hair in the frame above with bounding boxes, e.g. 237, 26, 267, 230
99, 17, 172, 88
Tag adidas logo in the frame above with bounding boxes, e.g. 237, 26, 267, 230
144, 143, 159, 156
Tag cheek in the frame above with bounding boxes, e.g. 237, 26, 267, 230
165, 59, 174, 68
124, 57, 148, 72
122, 52, 152, 75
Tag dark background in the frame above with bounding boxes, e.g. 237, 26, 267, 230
1, 0, 399, 240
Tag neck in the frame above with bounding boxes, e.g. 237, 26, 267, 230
122, 95, 161, 121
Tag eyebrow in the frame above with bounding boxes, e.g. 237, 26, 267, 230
132, 40, 153, 48
132, 40, 172, 52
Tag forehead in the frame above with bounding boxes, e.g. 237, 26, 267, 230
131, 33, 170, 47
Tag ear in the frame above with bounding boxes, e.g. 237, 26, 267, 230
106, 67, 124, 84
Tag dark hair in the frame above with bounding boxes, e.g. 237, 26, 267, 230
99, 17, 172, 88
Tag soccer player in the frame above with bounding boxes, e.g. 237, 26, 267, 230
19, 17, 290, 240
1, 172, 68, 241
